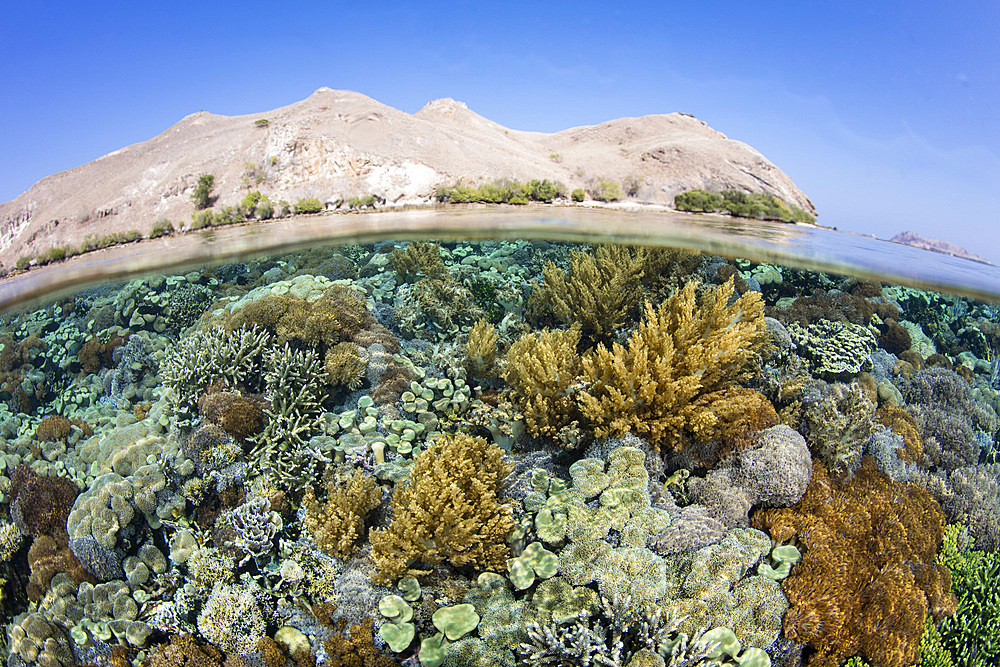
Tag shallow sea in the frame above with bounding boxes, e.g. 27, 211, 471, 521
1, 209, 998, 667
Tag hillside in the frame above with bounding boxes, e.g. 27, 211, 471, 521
0, 88, 815, 269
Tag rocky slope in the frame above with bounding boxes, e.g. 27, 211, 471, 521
0, 88, 815, 269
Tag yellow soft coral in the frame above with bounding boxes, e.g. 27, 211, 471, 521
529, 245, 647, 341
465, 319, 499, 378
577, 278, 769, 449
504, 325, 583, 438
369, 433, 514, 583
303, 469, 382, 559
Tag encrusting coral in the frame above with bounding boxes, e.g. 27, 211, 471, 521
752, 457, 956, 667
303, 469, 382, 559
369, 433, 515, 583
578, 277, 770, 450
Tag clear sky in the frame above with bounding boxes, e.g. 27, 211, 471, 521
3, 1, 998, 262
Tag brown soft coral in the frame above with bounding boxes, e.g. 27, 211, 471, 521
78, 331, 128, 375
35, 415, 73, 442
324, 342, 368, 389
578, 278, 770, 450
8, 466, 79, 538
198, 390, 267, 439
320, 616, 402, 667
27, 533, 96, 602
876, 405, 924, 464
751, 457, 955, 667
303, 469, 381, 559
140, 634, 225, 667
369, 433, 515, 583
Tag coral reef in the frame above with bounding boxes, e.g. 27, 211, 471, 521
752, 457, 956, 667
370, 433, 515, 583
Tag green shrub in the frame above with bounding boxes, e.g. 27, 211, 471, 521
241, 191, 262, 214
675, 189, 724, 212
276, 200, 291, 217
571, 188, 585, 202
35, 245, 77, 266
294, 197, 324, 214
347, 195, 379, 209
528, 179, 558, 202
623, 175, 644, 197
117, 230, 142, 244
254, 118, 270, 128
191, 173, 215, 210
150, 218, 175, 239
590, 178, 622, 202
190, 210, 215, 230
256, 197, 274, 220
213, 206, 245, 226
15, 255, 31, 271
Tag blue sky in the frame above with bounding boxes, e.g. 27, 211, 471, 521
3, 1, 998, 262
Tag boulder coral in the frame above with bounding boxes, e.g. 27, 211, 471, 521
369, 433, 515, 583
752, 457, 956, 667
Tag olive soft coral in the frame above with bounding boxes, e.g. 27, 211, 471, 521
369, 433, 515, 584
577, 277, 770, 449
752, 457, 956, 667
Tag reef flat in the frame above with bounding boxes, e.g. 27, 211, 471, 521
1, 240, 998, 667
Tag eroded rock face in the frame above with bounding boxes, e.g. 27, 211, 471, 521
0, 87, 814, 268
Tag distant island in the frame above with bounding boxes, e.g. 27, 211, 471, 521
0, 88, 816, 273
889, 231, 993, 265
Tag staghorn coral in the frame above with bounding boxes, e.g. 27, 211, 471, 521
197, 581, 267, 656
303, 468, 382, 559
504, 325, 583, 440
527, 245, 648, 341
577, 278, 769, 450
369, 433, 515, 583
752, 457, 956, 667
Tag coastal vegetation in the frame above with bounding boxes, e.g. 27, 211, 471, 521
434, 178, 564, 205
675, 188, 815, 224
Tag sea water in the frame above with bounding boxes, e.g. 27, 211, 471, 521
0, 209, 997, 667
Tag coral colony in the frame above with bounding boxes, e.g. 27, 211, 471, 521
1, 240, 999, 667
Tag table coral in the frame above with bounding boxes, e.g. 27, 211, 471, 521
369, 433, 514, 583
577, 277, 769, 450
752, 457, 956, 667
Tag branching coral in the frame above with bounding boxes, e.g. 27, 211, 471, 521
504, 325, 583, 440
369, 433, 515, 583
303, 469, 382, 559
577, 278, 769, 449
752, 457, 956, 667
527, 245, 647, 341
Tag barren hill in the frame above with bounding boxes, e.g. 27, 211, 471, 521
890, 231, 992, 265
0, 87, 815, 269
